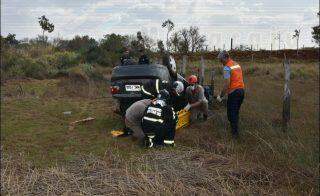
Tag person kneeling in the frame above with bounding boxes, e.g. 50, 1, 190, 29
184, 75, 209, 122
141, 90, 177, 148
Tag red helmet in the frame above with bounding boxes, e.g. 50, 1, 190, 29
188, 75, 198, 84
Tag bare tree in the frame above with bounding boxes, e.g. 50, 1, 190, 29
169, 32, 180, 53
136, 31, 144, 49
162, 19, 174, 51
179, 28, 190, 54
157, 40, 165, 53
292, 29, 301, 56
189, 26, 206, 52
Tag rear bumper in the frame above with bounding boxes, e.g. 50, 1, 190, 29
112, 94, 142, 99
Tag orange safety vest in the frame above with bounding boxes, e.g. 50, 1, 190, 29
226, 59, 244, 93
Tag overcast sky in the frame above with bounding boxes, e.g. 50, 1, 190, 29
1, 0, 319, 49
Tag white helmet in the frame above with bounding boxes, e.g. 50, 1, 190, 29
169, 55, 176, 73
173, 81, 184, 96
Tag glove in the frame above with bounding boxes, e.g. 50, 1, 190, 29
184, 103, 191, 111
216, 95, 223, 102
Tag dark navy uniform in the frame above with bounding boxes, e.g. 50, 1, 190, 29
141, 99, 177, 147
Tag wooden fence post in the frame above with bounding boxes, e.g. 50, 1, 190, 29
210, 68, 215, 105
282, 58, 291, 131
199, 56, 205, 85
181, 55, 187, 77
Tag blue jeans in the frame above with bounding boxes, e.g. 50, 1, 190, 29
227, 89, 244, 135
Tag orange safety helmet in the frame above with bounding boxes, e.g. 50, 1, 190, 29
188, 75, 198, 84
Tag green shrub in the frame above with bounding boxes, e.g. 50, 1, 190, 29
215, 67, 223, 75
82, 64, 104, 80
53, 51, 80, 69
244, 66, 260, 75
2, 56, 50, 79
294, 68, 309, 79
22, 61, 49, 79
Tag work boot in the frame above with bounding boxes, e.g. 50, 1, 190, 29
203, 114, 208, 121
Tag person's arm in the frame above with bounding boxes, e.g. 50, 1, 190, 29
190, 100, 202, 108
190, 86, 205, 108
219, 66, 231, 97
220, 78, 230, 97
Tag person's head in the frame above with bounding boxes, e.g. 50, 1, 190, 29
123, 47, 130, 56
157, 89, 170, 104
139, 48, 145, 55
217, 50, 230, 65
187, 75, 198, 91
172, 81, 184, 96
188, 75, 198, 85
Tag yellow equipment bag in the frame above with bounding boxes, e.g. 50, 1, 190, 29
176, 109, 191, 130
111, 130, 125, 137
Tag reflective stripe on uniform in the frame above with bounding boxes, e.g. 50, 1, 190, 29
143, 116, 164, 123
164, 140, 174, 144
141, 86, 153, 96
230, 64, 240, 70
155, 79, 160, 94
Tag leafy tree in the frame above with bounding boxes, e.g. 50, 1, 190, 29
292, 29, 301, 55
162, 19, 174, 51
4, 33, 19, 45
311, 12, 320, 45
38, 15, 54, 43
59, 35, 99, 63
100, 33, 128, 66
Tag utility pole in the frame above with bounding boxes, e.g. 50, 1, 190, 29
278, 32, 281, 51
230, 38, 233, 50
274, 32, 281, 53
223, 44, 225, 50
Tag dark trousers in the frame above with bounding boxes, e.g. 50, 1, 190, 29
227, 89, 244, 135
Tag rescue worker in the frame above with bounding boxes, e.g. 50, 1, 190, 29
124, 99, 152, 139
141, 90, 177, 147
184, 75, 209, 122
216, 50, 245, 138
138, 48, 150, 64
120, 48, 134, 65
169, 80, 187, 111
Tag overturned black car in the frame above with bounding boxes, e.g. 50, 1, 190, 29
110, 63, 189, 115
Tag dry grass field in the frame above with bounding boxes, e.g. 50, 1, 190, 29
1, 60, 319, 195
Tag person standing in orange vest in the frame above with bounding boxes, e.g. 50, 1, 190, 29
216, 50, 245, 138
